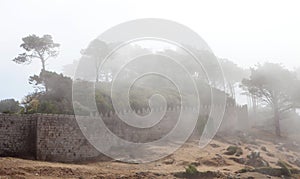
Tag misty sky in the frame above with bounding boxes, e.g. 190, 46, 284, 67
0, 0, 299, 101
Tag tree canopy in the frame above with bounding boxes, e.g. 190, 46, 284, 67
13, 34, 60, 72
0, 99, 21, 113
241, 63, 300, 136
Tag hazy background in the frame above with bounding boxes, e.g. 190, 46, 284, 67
0, 0, 299, 100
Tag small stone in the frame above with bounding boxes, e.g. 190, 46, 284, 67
261, 146, 267, 152
163, 158, 175, 165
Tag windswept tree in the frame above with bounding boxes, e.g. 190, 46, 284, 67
81, 39, 108, 82
219, 58, 249, 98
241, 63, 299, 137
13, 34, 60, 72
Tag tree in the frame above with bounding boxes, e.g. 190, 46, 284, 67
29, 71, 72, 98
81, 39, 108, 82
13, 34, 60, 72
0, 99, 22, 113
24, 71, 73, 114
219, 58, 249, 98
13, 34, 60, 92
241, 63, 299, 137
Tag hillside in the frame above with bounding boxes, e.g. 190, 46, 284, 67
1, 129, 300, 179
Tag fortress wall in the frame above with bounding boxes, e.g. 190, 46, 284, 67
0, 104, 248, 162
0, 114, 37, 158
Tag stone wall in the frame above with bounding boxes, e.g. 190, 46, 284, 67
36, 114, 101, 162
0, 104, 248, 162
0, 114, 36, 158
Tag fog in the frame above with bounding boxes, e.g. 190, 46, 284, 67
1, 1, 300, 177
1, 0, 300, 100
1, 1, 299, 134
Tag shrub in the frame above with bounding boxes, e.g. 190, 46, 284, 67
224, 145, 240, 155
277, 160, 292, 177
185, 164, 198, 175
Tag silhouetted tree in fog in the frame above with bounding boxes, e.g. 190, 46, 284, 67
13, 34, 60, 91
219, 58, 248, 98
81, 39, 108, 82
241, 63, 299, 137
13, 34, 60, 72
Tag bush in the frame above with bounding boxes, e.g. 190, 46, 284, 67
185, 164, 198, 175
0, 99, 22, 114
235, 147, 243, 156
277, 160, 292, 177
224, 145, 239, 155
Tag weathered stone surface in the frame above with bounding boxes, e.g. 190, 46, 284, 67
0, 105, 248, 162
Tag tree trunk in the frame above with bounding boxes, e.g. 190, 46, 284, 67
40, 59, 48, 92
41, 60, 46, 72
96, 72, 99, 83
274, 112, 281, 137
274, 102, 281, 137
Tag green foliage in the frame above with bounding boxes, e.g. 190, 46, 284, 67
185, 164, 198, 175
241, 63, 298, 108
277, 160, 292, 177
23, 71, 73, 114
13, 34, 60, 71
241, 63, 300, 136
23, 69, 236, 115
235, 147, 243, 156
81, 39, 109, 82
225, 145, 239, 155
0, 99, 22, 114
224, 145, 243, 156
18, 41, 237, 115
24, 99, 39, 114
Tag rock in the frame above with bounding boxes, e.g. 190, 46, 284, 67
276, 143, 287, 152
254, 167, 283, 177
163, 158, 175, 165
224, 145, 243, 156
266, 152, 275, 157
245, 151, 269, 167
215, 153, 222, 158
236, 166, 255, 173
224, 146, 238, 155
247, 150, 260, 159
235, 141, 243, 146
191, 161, 201, 166
261, 146, 267, 152
210, 154, 227, 166
245, 158, 269, 167
294, 158, 300, 167
235, 147, 243, 157
229, 157, 246, 164
245, 146, 252, 151
210, 143, 220, 148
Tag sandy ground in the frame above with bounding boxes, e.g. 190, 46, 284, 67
1, 129, 300, 179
